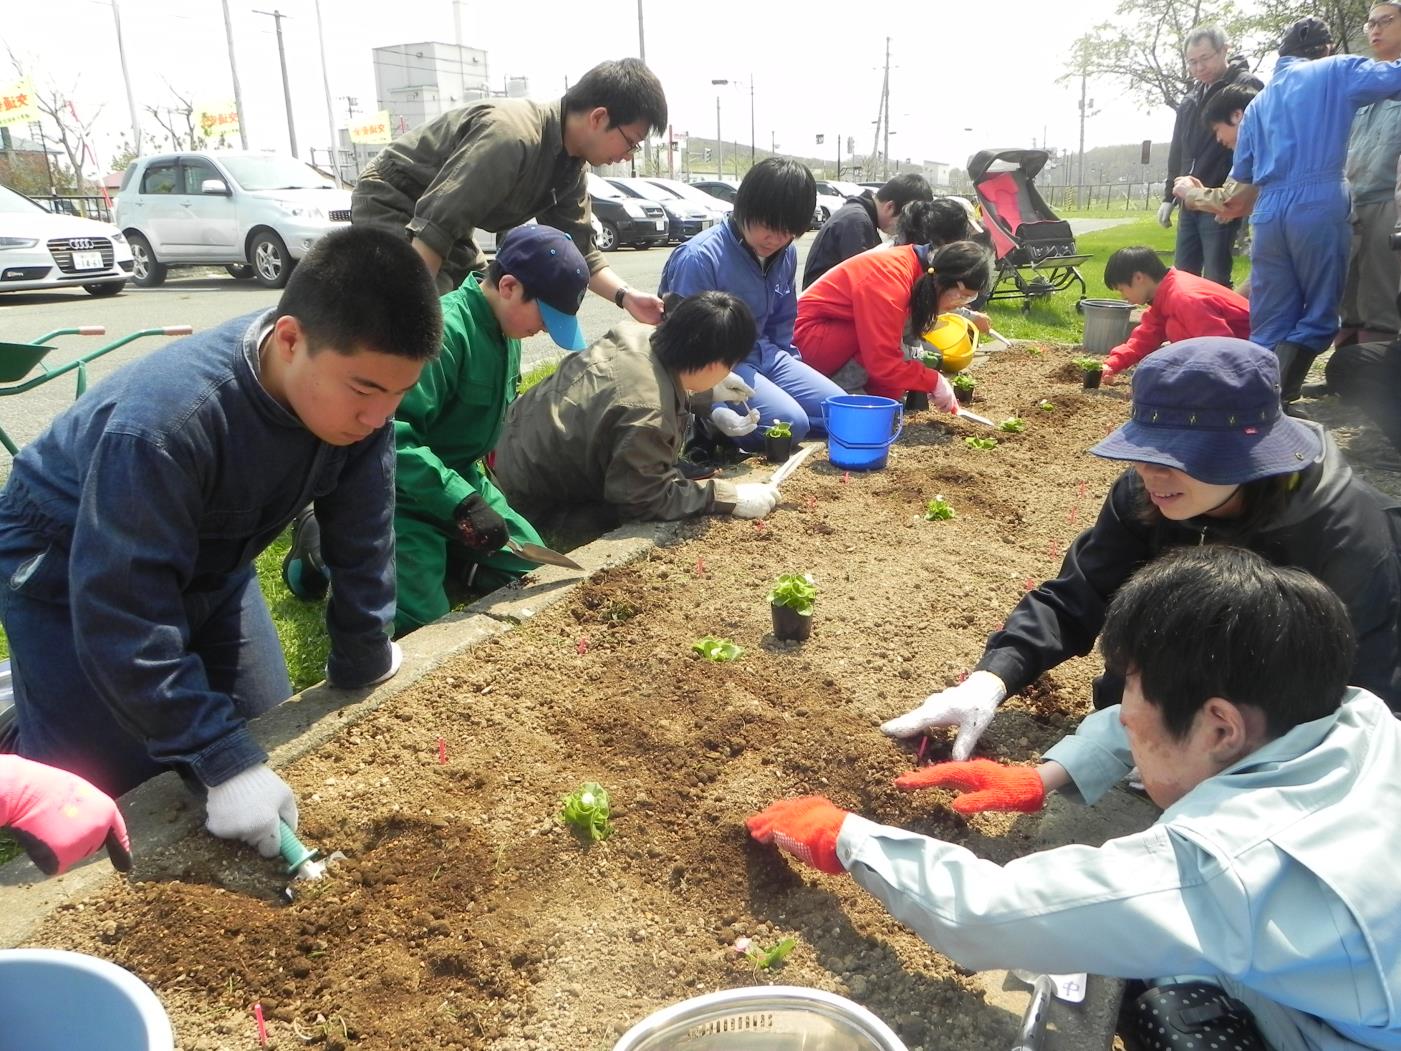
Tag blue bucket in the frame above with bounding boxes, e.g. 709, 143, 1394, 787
822, 395, 904, 470
0, 949, 175, 1050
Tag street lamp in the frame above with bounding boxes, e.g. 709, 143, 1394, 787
712, 76, 755, 175
711, 79, 726, 180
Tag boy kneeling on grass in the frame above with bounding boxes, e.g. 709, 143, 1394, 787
1100, 245, 1251, 383
0, 226, 442, 859
750, 545, 1401, 1051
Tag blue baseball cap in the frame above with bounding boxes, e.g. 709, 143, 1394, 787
1090, 337, 1323, 484
495, 225, 590, 351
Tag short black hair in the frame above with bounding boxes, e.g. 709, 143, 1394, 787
895, 198, 973, 247
909, 240, 993, 335
1100, 546, 1355, 741
1202, 82, 1258, 127
1104, 245, 1169, 287
875, 173, 934, 212
564, 58, 668, 135
278, 226, 441, 361
485, 258, 536, 302
653, 291, 755, 372
733, 158, 817, 237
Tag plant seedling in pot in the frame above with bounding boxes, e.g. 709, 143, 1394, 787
965, 435, 999, 450
692, 636, 744, 662
768, 571, 815, 642
560, 782, 612, 842
1072, 355, 1104, 389
763, 419, 793, 464
905, 389, 929, 412
923, 495, 955, 521
951, 372, 976, 405
998, 417, 1026, 434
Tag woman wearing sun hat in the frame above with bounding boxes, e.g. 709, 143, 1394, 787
881, 336, 1401, 759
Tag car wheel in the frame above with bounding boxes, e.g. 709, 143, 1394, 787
597, 221, 619, 252
819, 206, 832, 223
83, 281, 125, 297
250, 230, 293, 288
226, 263, 255, 280
127, 232, 167, 287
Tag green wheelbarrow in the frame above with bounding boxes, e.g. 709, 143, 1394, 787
0, 324, 193, 455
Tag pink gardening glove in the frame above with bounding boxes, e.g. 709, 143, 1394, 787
931, 370, 959, 414
0, 755, 132, 876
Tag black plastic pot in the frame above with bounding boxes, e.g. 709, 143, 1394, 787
764, 433, 793, 464
1082, 370, 1103, 390
770, 601, 813, 642
905, 390, 930, 411
954, 385, 975, 405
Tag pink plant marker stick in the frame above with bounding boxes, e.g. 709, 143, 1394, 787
437, 737, 447, 765
695, 557, 705, 577
916, 735, 929, 765
253, 1002, 267, 1047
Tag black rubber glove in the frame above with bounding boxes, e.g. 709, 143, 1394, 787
453, 493, 508, 552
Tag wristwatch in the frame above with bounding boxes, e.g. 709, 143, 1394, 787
614, 286, 630, 308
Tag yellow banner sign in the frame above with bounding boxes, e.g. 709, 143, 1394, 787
349, 111, 393, 145
0, 79, 40, 128
196, 101, 240, 140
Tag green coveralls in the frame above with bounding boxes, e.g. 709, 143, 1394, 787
394, 276, 543, 634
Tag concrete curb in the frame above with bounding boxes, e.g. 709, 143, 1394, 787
0, 499, 1126, 1049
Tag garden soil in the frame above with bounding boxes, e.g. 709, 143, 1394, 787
23, 347, 1399, 1051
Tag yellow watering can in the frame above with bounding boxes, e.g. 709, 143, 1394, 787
919, 312, 979, 374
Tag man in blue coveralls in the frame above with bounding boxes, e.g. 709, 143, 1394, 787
1223, 16, 1401, 407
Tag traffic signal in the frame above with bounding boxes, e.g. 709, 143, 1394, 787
704, 147, 712, 160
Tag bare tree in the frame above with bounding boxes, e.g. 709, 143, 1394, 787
7, 49, 104, 194
145, 82, 208, 151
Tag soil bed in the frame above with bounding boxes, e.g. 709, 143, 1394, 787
26, 348, 1167, 1049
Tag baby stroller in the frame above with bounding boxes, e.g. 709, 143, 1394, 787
969, 148, 1088, 311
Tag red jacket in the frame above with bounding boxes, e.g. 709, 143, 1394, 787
795, 244, 943, 399
1104, 268, 1251, 375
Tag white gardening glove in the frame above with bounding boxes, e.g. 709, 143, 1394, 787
1156, 200, 1174, 228
326, 640, 402, 689
711, 405, 761, 437
731, 482, 780, 519
204, 764, 299, 858
930, 370, 959, 414
880, 670, 1008, 761
710, 372, 756, 403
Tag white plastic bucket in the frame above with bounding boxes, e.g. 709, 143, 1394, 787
0, 949, 175, 1050
1081, 298, 1133, 354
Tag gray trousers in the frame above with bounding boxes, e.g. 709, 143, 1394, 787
350, 173, 485, 295
1341, 198, 1401, 338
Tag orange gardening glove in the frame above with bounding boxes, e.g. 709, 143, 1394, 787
894, 759, 1046, 815
746, 796, 850, 875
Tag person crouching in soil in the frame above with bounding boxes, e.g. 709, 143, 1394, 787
750, 545, 1401, 1051
492, 291, 782, 532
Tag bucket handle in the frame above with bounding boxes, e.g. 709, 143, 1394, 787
820, 403, 905, 449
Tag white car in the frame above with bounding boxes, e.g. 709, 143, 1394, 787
115, 151, 352, 288
812, 180, 860, 225
0, 185, 133, 297
642, 178, 732, 219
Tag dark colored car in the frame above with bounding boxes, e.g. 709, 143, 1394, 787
691, 178, 822, 230
586, 173, 668, 251
607, 177, 716, 243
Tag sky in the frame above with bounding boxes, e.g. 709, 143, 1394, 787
5, 0, 1180, 177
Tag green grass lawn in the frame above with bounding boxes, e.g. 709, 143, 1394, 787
984, 216, 1251, 344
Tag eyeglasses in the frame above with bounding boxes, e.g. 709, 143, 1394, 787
1365, 12, 1400, 31
1185, 49, 1224, 69
616, 125, 643, 153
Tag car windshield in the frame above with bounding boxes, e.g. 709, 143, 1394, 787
651, 181, 714, 204
0, 186, 47, 215
218, 155, 334, 191
611, 179, 674, 203
587, 172, 629, 200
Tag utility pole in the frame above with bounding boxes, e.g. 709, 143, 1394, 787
749, 74, 755, 165
110, 0, 142, 156
1077, 42, 1090, 209
638, 0, 652, 175
453, 0, 465, 47
254, 9, 298, 157
221, 0, 249, 148
715, 96, 723, 180
882, 37, 891, 179
869, 38, 890, 179
313, 0, 339, 181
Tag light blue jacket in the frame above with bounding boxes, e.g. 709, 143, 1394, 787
1233, 54, 1401, 219
658, 218, 799, 370
837, 689, 1401, 1050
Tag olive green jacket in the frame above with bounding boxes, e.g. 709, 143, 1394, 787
493, 323, 738, 521
362, 97, 604, 274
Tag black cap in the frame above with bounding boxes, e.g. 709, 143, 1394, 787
1279, 17, 1332, 57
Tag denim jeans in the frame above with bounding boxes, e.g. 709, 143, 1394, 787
0, 545, 290, 797
731, 344, 846, 448
1175, 208, 1240, 287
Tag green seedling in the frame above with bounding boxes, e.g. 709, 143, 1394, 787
951, 373, 976, 393
923, 495, 955, 521
692, 636, 744, 662
1038, 399, 1054, 412
767, 572, 816, 615
746, 936, 798, 971
764, 419, 792, 439
560, 782, 613, 841
1023, 344, 1044, 357
1071, 355, 1104, 374
998, 417, 1026, 434
964, 436, 999, 450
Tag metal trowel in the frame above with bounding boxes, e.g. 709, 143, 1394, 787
1009, 971, 1086, 1051
956, 407, 999, 428
278, 819, 347, 903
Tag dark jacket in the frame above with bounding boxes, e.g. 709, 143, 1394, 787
1164, 56, 1263, 200
975, 433, 1401, 710
801, 194, 880, 289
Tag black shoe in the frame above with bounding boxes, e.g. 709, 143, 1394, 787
282, 507, 329, 601
1282, 401, 1312, 420
677, 457, 719, 481
1299, 381, 1332, 398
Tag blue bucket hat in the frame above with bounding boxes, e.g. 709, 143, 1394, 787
1090, 337, 1323, 484
495, 226, 590, 351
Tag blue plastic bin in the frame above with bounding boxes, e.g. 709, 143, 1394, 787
0, 948, 174, 1050
823, 395, 904, 470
